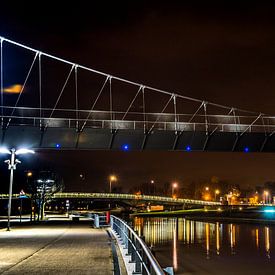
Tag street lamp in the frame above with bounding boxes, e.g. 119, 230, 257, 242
109, 175, 117, 193
150, 180, 155, 195
172, 182, 178, 197
0, 148, 34, 231
27, 171, 33, 177
264, 190, 269, 204
215, 189, 220, 201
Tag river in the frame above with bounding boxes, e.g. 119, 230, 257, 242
132, 217, 275, 274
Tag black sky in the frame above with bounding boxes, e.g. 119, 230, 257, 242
1, 1, 275, 192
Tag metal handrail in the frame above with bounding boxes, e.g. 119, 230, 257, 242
110, 215, 164, 275
0, 192, 221, 205
1, 112, 274, 133
51, 192, 221, 206
0, 105, 272, 118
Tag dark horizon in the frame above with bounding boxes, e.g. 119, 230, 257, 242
1, 2, 275, 192
0, 150, 275, 194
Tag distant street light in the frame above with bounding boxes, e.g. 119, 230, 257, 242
0, 148, 34, 231
264, 190, 269, 204
27, 171, 33, 177
109, 175, 117, 193
172, 182, 178, 197
150, 180, 155, 195
215, 189, 220, 201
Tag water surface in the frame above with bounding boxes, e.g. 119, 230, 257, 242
133, 217, 275, 274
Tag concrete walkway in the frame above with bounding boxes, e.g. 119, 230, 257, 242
0, 222, 113, 274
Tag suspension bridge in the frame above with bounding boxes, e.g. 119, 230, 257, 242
0, 36, 274, 152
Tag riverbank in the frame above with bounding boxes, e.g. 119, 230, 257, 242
132, 207, 275, 224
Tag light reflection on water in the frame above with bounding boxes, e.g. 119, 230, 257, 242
133, 217, 275, 274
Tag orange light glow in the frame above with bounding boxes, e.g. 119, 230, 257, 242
2, 84, 23, 94
109, 175, 117, 182
172, 182, 178, 188
27, 171, 33, 177
204, 195, 210, 201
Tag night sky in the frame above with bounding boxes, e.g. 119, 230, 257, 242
1, 2, 275, 193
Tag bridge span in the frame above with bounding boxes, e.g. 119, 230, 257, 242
0, 36, 274, 152
0, 192, 220, 206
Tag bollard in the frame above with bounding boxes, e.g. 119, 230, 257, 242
106, 211, 110, 224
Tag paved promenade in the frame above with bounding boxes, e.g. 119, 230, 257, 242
0, 222, 114, 274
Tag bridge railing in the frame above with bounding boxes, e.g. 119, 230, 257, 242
110, 215, 165, 275
0, 192, 221, 206
51, 192, 221, 206
1, 105, 275, 133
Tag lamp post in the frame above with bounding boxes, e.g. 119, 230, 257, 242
172, 182, 178, 197
26, 171, 34, 221
150, 180, 155, 195
109, 175, 117, 193
215, 189, 220, 201
0, 148, 34, 231
108, 175, 117, 209
264, 190, 269, 204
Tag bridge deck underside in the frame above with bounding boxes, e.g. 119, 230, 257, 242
1, 126, 275, 152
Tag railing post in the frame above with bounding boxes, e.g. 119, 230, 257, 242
110, 215, 164, 275
134, 237, 142, 274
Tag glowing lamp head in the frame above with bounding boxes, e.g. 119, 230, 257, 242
110, 175, 117, 182
16, 148, 35, 155
122, 144, 129, 151
185, 145, 191, 152
55, 143, 61, 148
244, 147, 249, 153
0, 148, 11, 154
27, 171, 33, 177
172, 182, 178, 188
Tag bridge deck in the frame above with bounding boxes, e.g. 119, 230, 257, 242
0, 125, 274, 152
0, 192, 221, 206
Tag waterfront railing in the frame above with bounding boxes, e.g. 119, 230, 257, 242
110, 215, 165, 275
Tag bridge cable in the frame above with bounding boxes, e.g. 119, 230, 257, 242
39, 52, 42, 128
188, 101, 204, 123
109, 77, 113, 129
142, 86, 146, 132
240, 113, 262, 136
0, 38, 3, 126
75, 65, 79, 130
209, 108, 234, 135
6, 51, 39, 128
80, 75, 110, 132
122, 85, 142, 120
204, 102, 208, 133
149, 94, 174, 133
0, 36, 262, 116
173, 95, 177, 133
45, 64, 75, 128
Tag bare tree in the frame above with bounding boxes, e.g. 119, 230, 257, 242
27, 171, 64, 221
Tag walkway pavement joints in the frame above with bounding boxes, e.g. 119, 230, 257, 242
0, 222, 113, 274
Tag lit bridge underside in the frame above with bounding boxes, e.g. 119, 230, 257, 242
1, 36, 275, 152
0, 193, 220, 206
